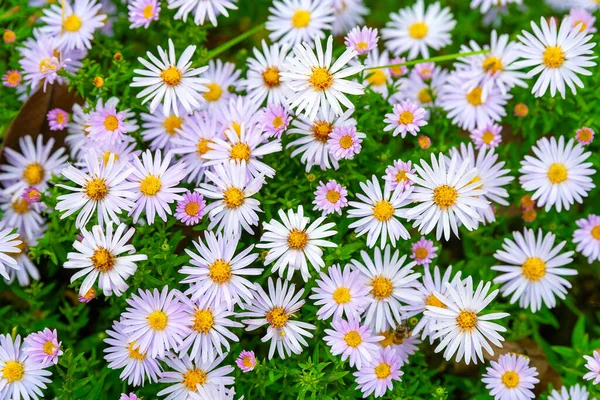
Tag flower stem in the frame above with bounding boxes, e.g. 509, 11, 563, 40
205, 22, 266, 60
364, 50, 490, 70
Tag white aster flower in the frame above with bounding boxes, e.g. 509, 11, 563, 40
242, 40, 291, 106
0, 221, 22, 281
331, 0, 368, 35
200, 59, 241, 112
167, 0, 237, 26
548, 384, 592, 400
140, 105, 187, 152
266, 0, 335, 47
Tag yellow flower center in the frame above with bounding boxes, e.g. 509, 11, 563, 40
127, 342, 146, 360
104, 115, 119, 131
262, 67, 281, 88
396, 170, 407, 183
467, 87, 483, 106
163, 115, 183, 135
426, 294, 446, 308
185, 202, 199, 216
86, 178, 108, 200
287, 229, 309, 250
231, 122, 242, 137
161, 66, 182, 86
63, 14, 82, 32
208, 259, 232, 284
521, 257, 546, 281
197, 138, 213, 155
56, 112, 66, 124
204, 82, 222, 101
547, 163, 567, 184
292, 9, 311, 28
372, 200, 394, 222
374, 363, 392, 379
418, 87, 433, 104
309, 67, 333, 91
370, 276, 393, 299
339, 135, 354, 149
482, 131, 495, 144
326, 189, 340, 203
183, 369, 207, 391
6, 71, 21, 85
266, 306, 289, 329
82, 287, 96, 301
91, 247, 115, 272
222, 187, 245, 208
543, 46, 565, 68
501, 371, 520, 389
147, 310, 168, 330
415, 247, 428, 259
408, 22, 428, 39
575, 21, 587, 32
343, 331, 362, 348
43, 340, 56, 355
433, 185, 457, 209
143, 5, 154, 18
193, 309, 214, 333
311, 121, 333, 142
3, 30, 16, 43
12, 199, 29, 214
23, 163, 44, 185
399, 111, 414, 125
242, 356, 254, 367
591, 225, 600, 240
367, 69, 386, 86
577, 128, 593, 142
456, 310, 477, 331
229, 143, 251, 161
356, 41, 369, 52
273, 116, 284, 129
140, 175, 162, 196
2, 361, 24, 383
38, 58, 57, 73
482, 56, 503, 74
332, 287, 351, 304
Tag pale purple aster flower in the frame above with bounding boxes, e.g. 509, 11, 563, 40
324, 315, 383, 370
414, 62, 435, 81
175, 191, 206, 226
313, 180, 348, 215
570, 9, 596, 33
584, 350, 600, 384
23, 328, 63, 366
353, 347, 403, 398
309, 264, 370, 320
410, 237, 438, 267
261, 104, 290, 138
576, 126, 594, 145
384, 100, 427, 138
121, 286, 191, 358
328, 125, 364, 160
573, 214, 600, 264
388, 56, 407, 78
128, 0, 160, 29
382, 160, 415, 191
120, 393, 141, 400
470, 123, 503, 150
87, 98, 135, 145
548, 384, 591, 400
344, 26, 378, 55
2, 70, 21, 87
22, 187, 42, 204
47, 108, 69, 131
482, 353, 539, 400
235, 350, 256, 372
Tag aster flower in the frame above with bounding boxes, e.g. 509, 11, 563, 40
22, 187, 41, 204
574, 214, 600, 264
200, 59, 241, 111
514, 16, 597, 99
46, 108, 69, 131
167, 0, 237, 26
353, 347, 403, 398
328, 125, 364, 160
240, 278, 316, 359
381, 0, 456, 60
570, 9, 596, 33
23, 328, 62, 366
362, 49, 391, 97
331, 0, 368, 35
471, 123, 503, 150
576, 126, 594, 145
0, 194, 45, 241
131, 38, 210, 116
425, 277, 509, 365
584, 350, 600, 384
312, 179, 348, 216
260, 104, 291, 138
344, 26, 378, 55
40, 0, 106, 50
382, 160, 415, 191
64, 223, 148, 297
393, 63, 448, 109
548, 384, 592, 400
179, 231, 261, 310
281, 35, 364, 121
347, 175, 412, 249
2, 70, 21, 88
87, 97, 139, 145
266, 0, 335, 47
519, 136, 595, 212
128, 0, 160, 29
309, 264, 369, 320
175, 191, 206, 226
383, 100, 428, 138
324, 315, 383, 370
410, 237, 438, 267
482, 353, 539, 400
242, 40, 291, 106
235, 350, 256, 372
257, 205, 337, 282
140, 104, 186, 152
128, 149, 187, 224
388, 56, 407, 78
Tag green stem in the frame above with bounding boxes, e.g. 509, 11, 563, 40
364, 49, 490, 70
205, 22, 266, 60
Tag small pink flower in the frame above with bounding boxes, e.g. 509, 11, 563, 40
569, 9, 596, 33
23, 328, 63, 366
328, 125, 364, 160
47, 108, 69, 131
79, 287, 96, 303
576, 126, 594, 145
344, 26, 378, 55
470, 123, 503, 150
120, 393, 141, 400
128, 0, 160, 29
388, 56, 407, 78
384, 100, 428, 138
175, 191, 206, 226
236, 350, 256, 372
2, 70, 21, 87
383, 160, 415, 191
313, 180, 348, 215
414, 62, 435, 81
261, 104, 290, 138
410, 236, 438, 267
22, 187, 42, 204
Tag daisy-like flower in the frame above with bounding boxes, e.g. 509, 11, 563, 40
0, 334, 52, 400
103, 320, 162, 386
158, 353, 234, 400
493, 228, 576, 312
324, 315, 383, 370
57, 149, 136, 229
576, 126, 594, 145
22, 187, 41, 204
548, 384, 592, 400
46, 108, 69, 131
439, 72, 510, 131
574, 214, 600, 263
351, 246, 421, 332
383, 100, 427, 138
175, 191, 206, 226
327, 125, 364, 160
260, 104, 291, 138
140, 105, 186, 152
240, 278, 316, 359
410, 237, 438, 267
584, 350, 600, 384
64, 223, 148, 297
570, 9, 597, 33
128, 0, 160, 29
179, 231, 261, 310
197, 160, 265, 236
40, 0, 105, 50
471, 0, 521, 13
425, 277, 509, 365
393, 63, 448, 109
381, 0, 456, 60
23, 328, 62, 366
200, 59, 241, 111
0, 194, 44, 241
470, 123, 503, 150
344, 26, 378, 55
382, 160, 415, 192
128, 150, 187, 224
514, 17, 597, 99
353, 347, 403, 398
2, 70, 21, 87
235, 350, 256, 372
266, 0, 335, 47
87, 97, 139, 145
482, 353, 539, 400
0, 135, 68, 201
313, 179, 348, 215
121, 286, 190, 358
281, 35, 364, 121
257, 205, 337, 282
132, 38, 209, 116
310, 264, 369, 320
519, 136, 595, 212
406, 152, 489, 241
363, 49, 391, 97
243, 40, 291, 106
332, 0, 368, 35
167, 0, 237, 26
347, 175, 412, 249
